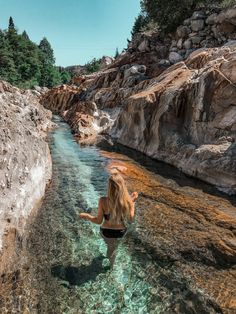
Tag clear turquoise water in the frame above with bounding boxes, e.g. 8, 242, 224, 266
38, 116, 165, 313
1, 116, 222, 313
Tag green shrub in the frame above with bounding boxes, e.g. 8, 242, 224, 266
85, 58, 101, 74
220, 0, 236, 8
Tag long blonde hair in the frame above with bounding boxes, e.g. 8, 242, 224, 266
107, 172, 133, 224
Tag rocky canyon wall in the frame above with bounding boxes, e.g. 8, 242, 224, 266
41, 6, 236, 194
0, 81, 53, 272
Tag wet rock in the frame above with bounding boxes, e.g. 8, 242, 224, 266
103, 149, 236, 314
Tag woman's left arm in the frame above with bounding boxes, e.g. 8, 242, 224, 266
79, 198, 104, 225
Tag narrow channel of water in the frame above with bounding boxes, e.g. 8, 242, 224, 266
1, 116, 225, 313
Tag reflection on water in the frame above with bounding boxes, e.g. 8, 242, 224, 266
0, 116, 222, 313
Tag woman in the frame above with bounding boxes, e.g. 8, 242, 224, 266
79, 172, 138, 268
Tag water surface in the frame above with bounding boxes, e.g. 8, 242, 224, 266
1, 116, 230, 313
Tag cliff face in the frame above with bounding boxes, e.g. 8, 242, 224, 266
41, 7, 236, 194
0, 81, 53, 272
113, 47, 236, 194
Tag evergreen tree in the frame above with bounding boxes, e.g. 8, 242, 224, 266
132, 13, 150, 36
39, 37, 55, 65
0, 30, 18, 84
0, 18, 71, 88
60, 70, 71, 84
22, 30, 30, 40
8, 16, 16, 32
115, 47, 119, 59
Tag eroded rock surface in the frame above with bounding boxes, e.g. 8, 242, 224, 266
112, 46, 236, 194
0, 81, 53, 272
102, 148, 236, 313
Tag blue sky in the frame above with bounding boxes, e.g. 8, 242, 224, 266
0, 0, 140, 67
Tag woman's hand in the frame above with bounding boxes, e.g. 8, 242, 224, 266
131, 191, 138, 202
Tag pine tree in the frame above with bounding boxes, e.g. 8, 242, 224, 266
39, 37, 55, 65
22, 30, 30, 41
8, 17, 16, 32
131, 13, 149, 36
115, 47, 119, 59
0, 30, 18, 84
0, 19, 71, 88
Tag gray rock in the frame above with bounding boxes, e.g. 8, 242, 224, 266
198, 30, 208, 37
191, 19, 205, 32
211, 25, 219, 38
177, 38, 183, 49
183, 39, 192, 50
189, 32, 199, 38
206, 13, 218, 25
183, 18, 191, 26
124, 65, 146, 80
170, 47, 178, 52
192, 11, 206, 20
223, 40, 236, 47
215, 7, 236, 26
158, 59, 171, 66
138, 40, 150, 52
168, 52, 183, 64
176, 25, 191, 38
200, 40, 207, 47
191, 36, 203, 45
170, 40, 177, 49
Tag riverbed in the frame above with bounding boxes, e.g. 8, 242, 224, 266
0, 116, 235, 313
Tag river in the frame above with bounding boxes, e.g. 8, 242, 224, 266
1, 116, 235, 314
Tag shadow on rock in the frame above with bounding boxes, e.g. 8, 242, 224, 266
51, 255, 107, 286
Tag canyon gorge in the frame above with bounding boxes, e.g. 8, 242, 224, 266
0, 4, 236, 314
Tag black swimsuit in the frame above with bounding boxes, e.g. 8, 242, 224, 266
100, 211, 127, 239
